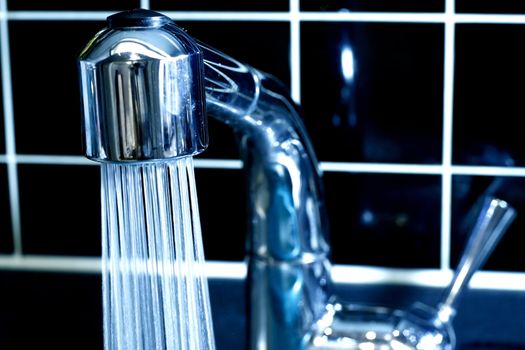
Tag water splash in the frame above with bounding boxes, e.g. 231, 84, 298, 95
101, 157, 215, 350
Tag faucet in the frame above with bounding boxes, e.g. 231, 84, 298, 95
79, 9, 521, 350
78, 8, 333, 350
199, 26, 333, 350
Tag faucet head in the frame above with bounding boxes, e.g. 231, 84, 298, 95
78, 9, 208, 163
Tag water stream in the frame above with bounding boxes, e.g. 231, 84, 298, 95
100, 157, 216, 350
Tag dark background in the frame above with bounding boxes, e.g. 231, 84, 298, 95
1, 1, 525, 349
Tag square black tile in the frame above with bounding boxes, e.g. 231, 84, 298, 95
451, 175, 525, 272
151, 0, 288, 12
301, 22, 444, 163
179, 20, 290, 160
0, 165, 14, 253
323, 172, 442, 268
7, 0, 139, 11
454, 24, 525, 167
196, 117, 241, 160
195, 168, 246, 261
0, 271, 102, 350
456, 0, 525, 14
301, 0, 444, 12
18, 164, 101, 256
10, 20, 106, 155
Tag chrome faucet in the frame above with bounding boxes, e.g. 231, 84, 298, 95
79, 8, 333, 350
79, 9, 520, 350
200, 30, 333, 350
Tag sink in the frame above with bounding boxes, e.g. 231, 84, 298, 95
209, 278, 525, 350
0, 270, 523, 349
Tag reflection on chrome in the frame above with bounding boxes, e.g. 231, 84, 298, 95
333, 39, 358, 131
341, 46, 356, 82
79, 9, 516, 350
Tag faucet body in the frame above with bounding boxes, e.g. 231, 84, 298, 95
79, 9, 333, 350
202, 43, 333, 349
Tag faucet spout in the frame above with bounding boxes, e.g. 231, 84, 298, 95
200, 44, 333, 349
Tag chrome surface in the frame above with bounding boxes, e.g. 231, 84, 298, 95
200, 41, 332, 350
308, 197, 516, 350
80, 9, 331, 350
437, 197, 516, 322
308, 303, 409, 350
79, 9, 207, 162
79, 9, 516, 350
392, 197, 516, 350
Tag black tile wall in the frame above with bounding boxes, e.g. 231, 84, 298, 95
456, 0, 525, 14
151, 0, 288, 12
15, 163, 245, 259
7, 0, 139, 11
18, 164, 100, 256
0, 271, 103, 350
1, 4, 525, 348
454, 24, 525, 167
0, 165, 13, 253
0, 6, 524, 275
9, 20, 105, 156
301, 22, 444, 163
199, 118, 241, 160
195, 168, 246, 261
301, 0, 445, 13
323, 172, 442, 268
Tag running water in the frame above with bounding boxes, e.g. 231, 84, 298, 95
100, 157, 216, 350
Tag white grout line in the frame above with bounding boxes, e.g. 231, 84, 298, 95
4, 155, 525, 177
290, 0, 301, 104
194, 158, 243, 169
330, 265, 525, 291
166, 11, 290, 22
441, 172, 452, 271
451, 165, 525, 176
204, 261, 247, 279
300, 12, 525, 24
445, 0, 455, 15
4, 11, 441, 23
0, 256, 523, 291
455, 13, 525, 24
7, 11, 111, 21
440, 0, 456, 272
0, 154, 244, 169
5, 10, 525, 25
0, 0, 22, 255
0, 255, 102, 273
6, 11, 289, 22
320, 162, 444, 174
16, 154, 96, 165
140, 0, 150, 10
298, 11, 447, 23
321, 162, 525, 176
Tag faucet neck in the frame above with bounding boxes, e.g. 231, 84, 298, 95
201, 43, 333, 349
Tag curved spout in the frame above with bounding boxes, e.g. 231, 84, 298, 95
200, 43, 333, 349
201, 42, 330, 259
